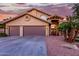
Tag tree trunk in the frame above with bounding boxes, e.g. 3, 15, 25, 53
67, 29, 74, 43
67, 29, 78, 43
73, 29, 78, 40
63, 30, 68, 41
63, 29, 78, 43
73, 29, 78, 41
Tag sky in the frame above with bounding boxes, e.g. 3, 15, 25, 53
0, 3, 74, 20
0, 3, 62, 11
0, 3, 72, 9
0, 3, 60, 7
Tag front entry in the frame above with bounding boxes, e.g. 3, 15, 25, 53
50, 20, 59, 36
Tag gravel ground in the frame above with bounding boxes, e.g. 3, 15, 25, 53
46, 36, 79, 56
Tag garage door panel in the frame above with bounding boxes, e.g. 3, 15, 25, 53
23, 26, 45, 36
9, 26, 20, 36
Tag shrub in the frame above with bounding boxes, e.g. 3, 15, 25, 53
0, 33, 7, 37
0, 24, 5, 28
75, 36, 79, 42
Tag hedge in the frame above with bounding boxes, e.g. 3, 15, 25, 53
0, 33, 7, 37
0, 24, 5, 28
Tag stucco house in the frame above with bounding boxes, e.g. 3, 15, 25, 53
0, 8, 65, 36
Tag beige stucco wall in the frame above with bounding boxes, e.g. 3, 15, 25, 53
5, 14, 49, 36
6, 15, 48, 26
28, 9, 49, 19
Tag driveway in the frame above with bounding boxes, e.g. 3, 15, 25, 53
0, 36, 47, 56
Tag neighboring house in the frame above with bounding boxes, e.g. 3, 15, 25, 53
0, 8, 66, 36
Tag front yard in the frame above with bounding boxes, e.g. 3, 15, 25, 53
46, 36, 79, 56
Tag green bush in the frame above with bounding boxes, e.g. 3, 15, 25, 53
0, 24, 5, 28
75, 37, 79, 42
0, 33, 7, 37
76, 36, 79, 38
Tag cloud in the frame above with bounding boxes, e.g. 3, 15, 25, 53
26, 3, 53, 6
0, 3, 73, 15
0, 3, 54, 11
0, 3, 15, 7
0, 7, 30, 11
0, 3, 53, 7
0, 3, 61, 7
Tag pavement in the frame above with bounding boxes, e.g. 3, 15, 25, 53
1, 36, 79, 56
0, 36, 47, 56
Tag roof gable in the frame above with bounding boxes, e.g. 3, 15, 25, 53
6, 14, 49, 25
2, 13, 50, 24
0, 8, 51, 24
27, 8, 51, 16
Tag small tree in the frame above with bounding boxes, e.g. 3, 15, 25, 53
58, 16, 79, 43
58, 3, 79, 43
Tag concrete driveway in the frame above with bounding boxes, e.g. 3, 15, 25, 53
0, 36, 47, 56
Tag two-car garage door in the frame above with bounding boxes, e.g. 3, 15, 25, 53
9, 26, 45, 36
23, 26, 45, 36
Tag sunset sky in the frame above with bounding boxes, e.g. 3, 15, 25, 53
0, 3, 74, 21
